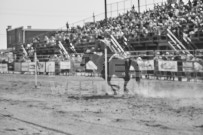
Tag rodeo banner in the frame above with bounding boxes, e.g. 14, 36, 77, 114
0, 64, 8, 72
86, 61, 97, 70
183, 62, 193, 72
21, 62, 29, 72
37, 62, 46, 72
158, 61, 177, 72
137, 60, 154, 71
29, 62, 35, 72
194, 62, 203, 72
46, 62, 55, 73
71, 55, 83, 71
183, 61, 203, 72
60, 61, 71, 70
14, 62, 21, 72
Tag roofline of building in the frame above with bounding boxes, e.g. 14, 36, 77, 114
7, 26, 66, 32
7, 26, 24, 32
0, 48, 13, 52
24, 29, 66, 32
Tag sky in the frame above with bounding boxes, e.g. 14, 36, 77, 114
0, 0, 188, 49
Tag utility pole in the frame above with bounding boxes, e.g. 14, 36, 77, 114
138, 0, 140, 13
104, 0, 108, 93
93, 12, 95, 23
124, 1, 125, 13
110, 4, 112, 17
117, 2, 119, 16
138, 0, 141, 48
145, 0, 147, 10
105, 0, 107, 25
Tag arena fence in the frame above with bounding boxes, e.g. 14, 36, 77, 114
1, 49, 203, 81
0, 60, 203, 82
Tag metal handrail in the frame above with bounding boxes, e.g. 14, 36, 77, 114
168, 41, 177, 51
167, 34, 181, 50
167, 29, 187, 51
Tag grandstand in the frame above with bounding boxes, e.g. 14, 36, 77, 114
5, 0, 202, 61
72, 0, 203, 52
0, 0, 202, 81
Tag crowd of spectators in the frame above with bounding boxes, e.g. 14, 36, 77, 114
18, 0, 203, 62
25, 0, 203, 48
63, 0, 203, 45
1, 0, 203, 81
24, 0, 203, 50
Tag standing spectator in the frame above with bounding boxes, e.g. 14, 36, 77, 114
154, 51, 162, 79
66, 22, 69, 30
173, 51, 182, 81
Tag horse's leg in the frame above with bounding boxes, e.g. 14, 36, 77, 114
107, 76, 119, 95
102, 68, 119, 95
123, 73, 130, 93
130, 59, 141, 83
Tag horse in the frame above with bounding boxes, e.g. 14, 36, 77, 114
80, 38, 141, 95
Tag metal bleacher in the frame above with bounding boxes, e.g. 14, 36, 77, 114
167, 29, 190, 54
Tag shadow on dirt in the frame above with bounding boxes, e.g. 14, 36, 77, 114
68, 95, 131, 100
195, 125, 203, 129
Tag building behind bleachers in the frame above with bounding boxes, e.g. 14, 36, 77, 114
6, 26, 58, 49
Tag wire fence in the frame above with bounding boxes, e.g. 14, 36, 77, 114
71, 0, 167, 26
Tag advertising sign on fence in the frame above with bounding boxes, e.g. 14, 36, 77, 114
29, 62, 35, 72
21, 62, 29, 72
46, 62, 55, 72
8, 63, 14, 71
86, 61, 97, 70
14, 62, 21, 72
137, 60, 154, 71
72, 55, 84, 71
158, 61, 177, 72
37, 62, 45, 72
60, 61, 71, 70
73, 61, 82, 71
194, 62, 203, 72
183, 62, 193, 72
1, 64, 8, 72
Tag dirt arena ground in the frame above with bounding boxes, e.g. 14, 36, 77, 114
0, 74, 203, 135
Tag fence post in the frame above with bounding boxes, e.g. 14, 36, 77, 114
105, 46, 108, 93
34, 51, 38, 88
